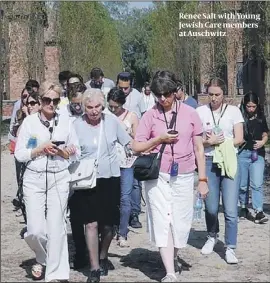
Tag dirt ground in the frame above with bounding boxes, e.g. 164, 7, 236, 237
1, 148, 270, 282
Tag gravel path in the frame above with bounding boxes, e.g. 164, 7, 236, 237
1, 149, 269, 282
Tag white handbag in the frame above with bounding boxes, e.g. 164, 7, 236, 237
69, 119, 103, 190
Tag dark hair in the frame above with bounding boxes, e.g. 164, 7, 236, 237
58, 71, 73, 82
107, 87, 126, 105
21, 87, 33, 102
25, 79, 40, 89
26, 91, 40, 104
67, 82, 87, 100
90, 68, 104, 80
117, 72, 132, 85
240, 91, 265, 137
150, 70, 178, 97
144, 82, 150, 88
205, 77, 227, 95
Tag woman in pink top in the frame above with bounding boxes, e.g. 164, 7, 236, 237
132, 71, 208, 282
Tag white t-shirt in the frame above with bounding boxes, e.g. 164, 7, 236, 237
196, 104, 244, 156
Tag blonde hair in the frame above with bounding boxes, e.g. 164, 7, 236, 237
39, 81, 62, 97
82, 88, 105, 110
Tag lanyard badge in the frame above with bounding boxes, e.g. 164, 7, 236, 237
170, 160, 178, 177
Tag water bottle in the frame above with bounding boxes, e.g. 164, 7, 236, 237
251, 149, 258, 162
193, 193, 203, 221
27, 136, 37, 149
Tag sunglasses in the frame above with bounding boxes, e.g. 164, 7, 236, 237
27, 101, 39, 106
41, 97, 61, 106
119, 86, 129, 91
208, 93, 222, 97
156, 92, 174, 99
22, 94, 28, 99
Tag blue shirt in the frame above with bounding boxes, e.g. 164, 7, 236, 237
184, 96, 198, 109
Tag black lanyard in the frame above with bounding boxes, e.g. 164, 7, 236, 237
162, 101, 178, 158
209, 103, 228, 126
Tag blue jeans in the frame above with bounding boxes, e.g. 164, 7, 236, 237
205, 157, 239, 248
238, 149, 265, 212
119, 168, 134, 238
131, 178, 141, 215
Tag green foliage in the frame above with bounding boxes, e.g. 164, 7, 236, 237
58, 1, 122, 81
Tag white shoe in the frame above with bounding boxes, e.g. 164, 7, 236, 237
225, 248, 238, 264
117, 236, 130, 247
161, 273, 177, 282
201, 236, 217, 255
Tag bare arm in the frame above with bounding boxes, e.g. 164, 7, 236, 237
193, 135, 206, 179
132, 136, 162, 153
233, 122, 244, 146
130, 112, 139, 139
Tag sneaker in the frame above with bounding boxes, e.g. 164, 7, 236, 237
87, 270, 100, 282
118, 236, 130, 247
161, 273, 177, 282
129, 213, 142, 229
201, 236, 217, 255
255, 211, 268, 224
174, 256, 182, 274
225, 248, 238, 264
239, 207, 249, 219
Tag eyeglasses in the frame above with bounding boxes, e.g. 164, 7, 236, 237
22, 94, 28, 99
27, 101, 39, 106
108, 104, 122, 111
208, 93, 222, 97
41, 97, 61, 106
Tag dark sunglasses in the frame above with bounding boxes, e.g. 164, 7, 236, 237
41, 97, 61, 106
119, 86, 129, 91
22, 94, 28, 99
27, 101, 39, 106
208, 93, 222, 97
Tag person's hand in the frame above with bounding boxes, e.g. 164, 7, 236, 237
159, 132, 178, 144
206, 132, 224, 145
21, 105, 29, 116
253, 140, 264, 150
64, 145, 77, 156
198, 181, 209, 199
40, 141, 59, 156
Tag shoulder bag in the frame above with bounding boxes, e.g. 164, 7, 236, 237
69, 117, 103, 190
132, 111, 177, 181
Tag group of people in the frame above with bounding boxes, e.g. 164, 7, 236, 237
8, 67, 268, 283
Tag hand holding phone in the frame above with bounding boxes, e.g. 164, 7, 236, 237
52, 141, 65, 147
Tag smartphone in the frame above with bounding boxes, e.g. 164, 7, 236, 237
52, 141, 65, 146
168, 130, 178, 135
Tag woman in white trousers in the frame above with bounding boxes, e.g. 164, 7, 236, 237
15, 81, 80, 282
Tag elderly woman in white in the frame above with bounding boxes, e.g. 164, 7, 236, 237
15, 81, 80, 282
72, 88, 131, 283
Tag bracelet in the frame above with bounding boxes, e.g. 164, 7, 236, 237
199, 178, 208, 183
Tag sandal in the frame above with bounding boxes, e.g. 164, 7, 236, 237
31, 263, 45, 280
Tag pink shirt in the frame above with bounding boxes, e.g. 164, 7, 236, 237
135, 102, 203, 174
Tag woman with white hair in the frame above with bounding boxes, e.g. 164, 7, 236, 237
72, 88, 131, 282
15, 81, 80, 282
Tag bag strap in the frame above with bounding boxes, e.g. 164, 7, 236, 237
96, 116, 104, 160
159, 110, 177, 155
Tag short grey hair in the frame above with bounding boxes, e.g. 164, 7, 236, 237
82, 88, 105, 110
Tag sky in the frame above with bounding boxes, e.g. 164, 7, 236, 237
129, 2, 153, 9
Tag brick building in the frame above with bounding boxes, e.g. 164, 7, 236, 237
0, 2, 59, 118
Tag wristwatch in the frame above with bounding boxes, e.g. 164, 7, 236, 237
199, 178, 208, 183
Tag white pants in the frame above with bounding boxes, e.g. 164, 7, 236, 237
145, 172, 194, 248
23, 169, 70, 282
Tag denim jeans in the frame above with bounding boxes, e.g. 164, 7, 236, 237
131, 178, 142, 215
238, 149, 265, 212
204, 157, 239, 248
119, 168, 134, 238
